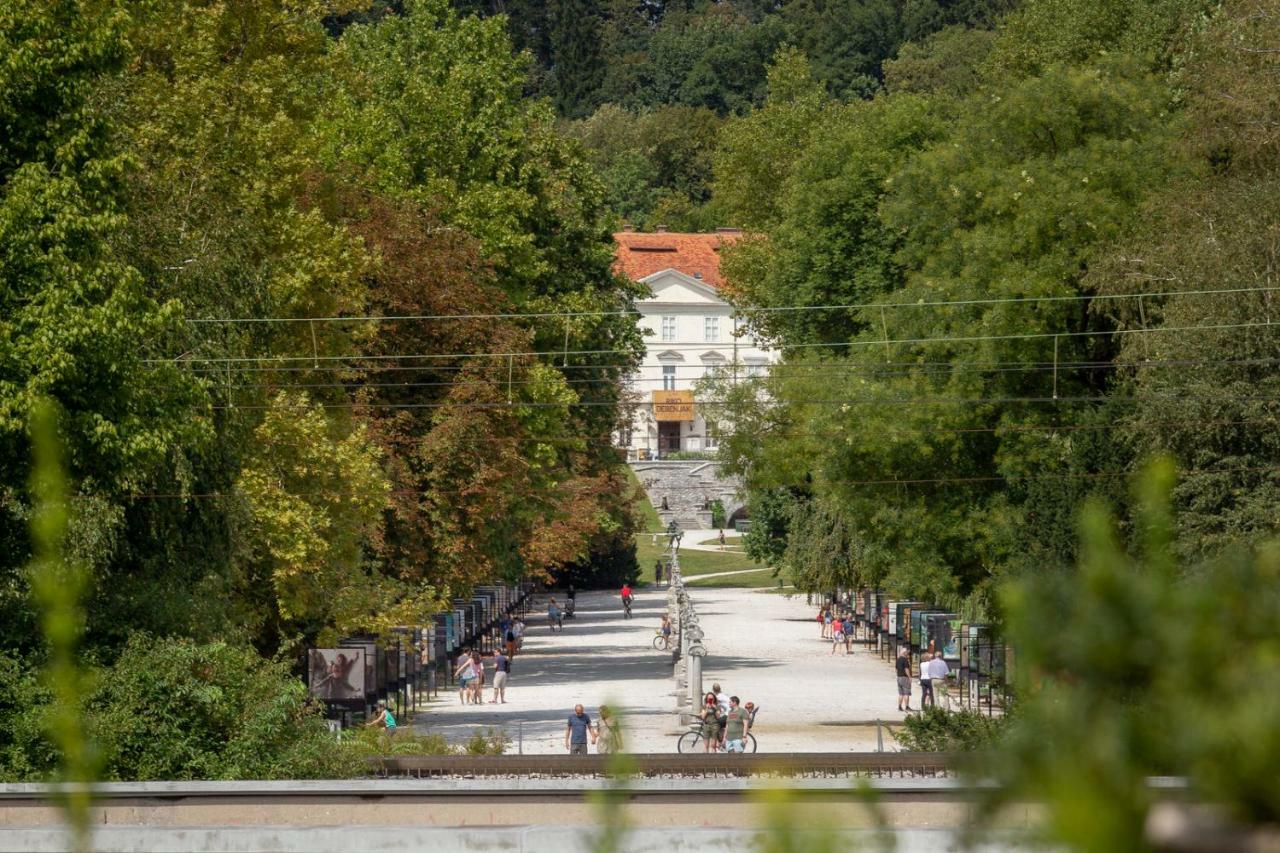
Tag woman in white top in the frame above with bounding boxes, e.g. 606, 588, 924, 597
454, 653, 478, 705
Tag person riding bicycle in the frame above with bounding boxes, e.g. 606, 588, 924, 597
660, 614, 671, 639
620, 583, 634, 615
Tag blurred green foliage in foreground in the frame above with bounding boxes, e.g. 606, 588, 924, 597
983, 457, 1280, 850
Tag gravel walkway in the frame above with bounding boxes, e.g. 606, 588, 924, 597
410, 587, 904, 754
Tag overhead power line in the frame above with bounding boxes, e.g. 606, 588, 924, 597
182, 285, 1280, 325
153, 318, 1280, 367
203, 394, 1280, 412
100, 463, 1280, 501
173, 354, 1280, 377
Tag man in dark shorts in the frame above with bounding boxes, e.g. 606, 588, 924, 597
896, 649, 913, 712
565, 704, 597, 755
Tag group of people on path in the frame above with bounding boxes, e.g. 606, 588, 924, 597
696, 682, 754, 753
564, 703, 623, 754
896, 648, 951, 712
453, 646, 514, 705
817, 605, 858, 655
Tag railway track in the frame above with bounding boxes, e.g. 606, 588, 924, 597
371, 751, 955, 778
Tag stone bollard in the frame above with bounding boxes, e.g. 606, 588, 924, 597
684, 622, 704, 708
687, 639, 705, 709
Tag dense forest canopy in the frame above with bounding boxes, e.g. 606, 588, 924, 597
700, 0, 1280, 614
2, 0, 1279, 801
0, 0, 642, 780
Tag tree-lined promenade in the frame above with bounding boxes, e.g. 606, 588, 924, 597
3, 0, 1280, 848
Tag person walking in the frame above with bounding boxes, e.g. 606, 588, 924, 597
896, 648, 912, 712
565, 704, 597, 755
469, 650, 486, 705
718, 529, 726, 550
929, 651, 951, 710
831, 616, 846, 655
454, 653, 478, 705
918, 652, 934, 709
490, 648, 510, 704
654, 559, 663, 586
548, 598, 563, 632
505, 622, 517, 659
597, 705, 622, 754
723, 696, 750, 753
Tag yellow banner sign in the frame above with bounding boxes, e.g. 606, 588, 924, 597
652, 390, 695, 421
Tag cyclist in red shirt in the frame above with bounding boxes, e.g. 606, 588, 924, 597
620, 583, 634, 618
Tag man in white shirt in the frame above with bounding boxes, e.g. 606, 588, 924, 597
713, 682, 730, 714
928, 652, 951, 710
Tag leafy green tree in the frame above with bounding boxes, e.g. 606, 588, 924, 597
712, 47, 831, 230
883, 25, 996, 96
720, 91, 945, 344
986, 0, 1211, 77
0, 0, 213, 653
235, 393, 391, 649
547, 0, 606, 116
741, 488, 801, 568
776, 0, 901, 97
565, 103, 723, 228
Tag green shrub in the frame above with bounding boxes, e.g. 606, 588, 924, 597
462, 728, 507, 755
341, 727, 452, 758
85, 636, 355, 780
710, 499, 726, 530
0, 653, 57, 781
893, 706, 1007, 752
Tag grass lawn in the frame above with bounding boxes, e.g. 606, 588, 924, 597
685, 566, 786, 589
636, 535, 763, 578
696, 534, 743, 548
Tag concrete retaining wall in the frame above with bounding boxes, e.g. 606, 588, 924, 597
0, 826, 1033, 852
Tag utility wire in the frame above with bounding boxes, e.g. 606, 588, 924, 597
181, 284, 1280, 325
151, 318, 1280, 366
203, 395, 1280, 412
101, 463, 1280, 500
174, 354, 1280, 376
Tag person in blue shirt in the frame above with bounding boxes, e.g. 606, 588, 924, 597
564, 704, 597, 755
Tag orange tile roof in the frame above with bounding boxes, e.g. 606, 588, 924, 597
613, 230, 740, 289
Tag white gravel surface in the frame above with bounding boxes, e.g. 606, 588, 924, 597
410, 586, 904, 754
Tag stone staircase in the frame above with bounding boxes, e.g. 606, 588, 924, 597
630, 460, 744, 531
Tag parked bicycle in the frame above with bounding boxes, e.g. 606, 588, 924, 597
676, 705, 759, 753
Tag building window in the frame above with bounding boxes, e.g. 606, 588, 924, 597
706, 420, 720, 449
704, 316, 720, 342
661, 316, 677, 342
662, 365, 677, 390
746, 361, 766, 378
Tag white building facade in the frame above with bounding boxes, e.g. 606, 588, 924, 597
613, 231, 776, 459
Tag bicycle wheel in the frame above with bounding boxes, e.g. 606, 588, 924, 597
745, 733, 757, 753
677, 731, 703, 754
652, 635, 667, 651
